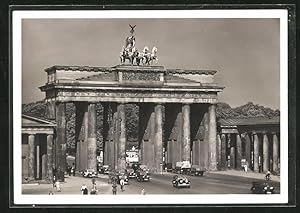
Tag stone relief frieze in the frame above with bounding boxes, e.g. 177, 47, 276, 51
122, 72, 160, 81
57, 90, 216, 99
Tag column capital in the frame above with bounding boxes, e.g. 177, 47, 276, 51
271, 132, 278, 135
252, 131, 257, 135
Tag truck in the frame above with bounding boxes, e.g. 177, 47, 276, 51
189, 165, 206, 176
174, 161, 191, 174
174, 161, 206, 176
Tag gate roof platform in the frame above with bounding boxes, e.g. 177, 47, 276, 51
40, 65, 224, 104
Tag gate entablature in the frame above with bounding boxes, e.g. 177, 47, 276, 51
40, 64, 224, 104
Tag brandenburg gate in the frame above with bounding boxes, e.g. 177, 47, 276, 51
39, 27, 224, 180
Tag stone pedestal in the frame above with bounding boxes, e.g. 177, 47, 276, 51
28, 134, 35, 180
253, 133, 259, 172
263, 133, 269, 172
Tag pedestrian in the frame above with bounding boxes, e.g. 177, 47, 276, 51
55, 180, 61, 192
265, 171, 271, 181
81, 184, 88, 195
141, 188, 146, 195
91, 179, 98, 195
244, 162, 248, 172
52, 175, 56, 187
68, 165, 72, 176
49, 190, 54, 195
112, 182, 117, 195
120, 178, 125, 192
72, 163, 76, 176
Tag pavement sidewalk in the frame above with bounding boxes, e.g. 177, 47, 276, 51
208, 170, 280, 182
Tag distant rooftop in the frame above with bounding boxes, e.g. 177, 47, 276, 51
218, 116, 280, 127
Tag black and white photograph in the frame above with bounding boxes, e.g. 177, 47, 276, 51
12, 8, 290, 206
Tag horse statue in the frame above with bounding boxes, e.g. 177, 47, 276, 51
133, 49, 145, 66
120, 46, 136, 65
143, 46, 158, 65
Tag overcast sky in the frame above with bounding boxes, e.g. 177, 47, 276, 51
22, 18, 280, 109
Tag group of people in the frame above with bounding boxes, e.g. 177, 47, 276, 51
80, 178, 98, 195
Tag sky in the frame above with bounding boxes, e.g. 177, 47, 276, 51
21, 18, 280, 109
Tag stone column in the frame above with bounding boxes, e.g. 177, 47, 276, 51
220, 133, 227, 170
75, 102, 88, 171
208, 104, 217, 171
182, 104, 191, 162
202, 111, 209, 169
154, 104, 163, 172
87, 103, 97, 170
117, 103, 126, 171
263, 133, 269, 172
253, 132, 259, 172
272, 133, 279, 172
56, 102, 66, 180
113, 104, 119, 170
36, 144, 40, 179
28, 134, 35, 180
47, 134, 53, 179
217, 134, 221, 169
245, 133, 251, 170
229, 134, 236, 169
176, 111, 183, 164
236, 134, 242, 170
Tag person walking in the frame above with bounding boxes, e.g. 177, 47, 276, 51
91, 179, 98, 195
265, 171, 271, 181
112, 182, 117, 195
141, 188, 146, 195
120, 178, 125, 192
55, 180, 61, 192
81, 184, 88, 195
52, 175, 56, 187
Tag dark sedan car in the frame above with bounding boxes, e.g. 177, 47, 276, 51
136, 170, 150, 182
172, 175, 190, 188
250, 181, 275, 194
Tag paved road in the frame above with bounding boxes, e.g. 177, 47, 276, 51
22, 172, 280, 195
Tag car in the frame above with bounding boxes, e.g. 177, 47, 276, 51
82, 169, 98, 178
136, 170, 150, 182
172, 175, 190, 188
250, 181, 275, 194
165, 163, 173, 172
99, 165, 111, 174
127, 169, 137, 179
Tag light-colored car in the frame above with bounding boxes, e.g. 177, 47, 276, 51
172, 175, 190, 188
82, 169, 98, 178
